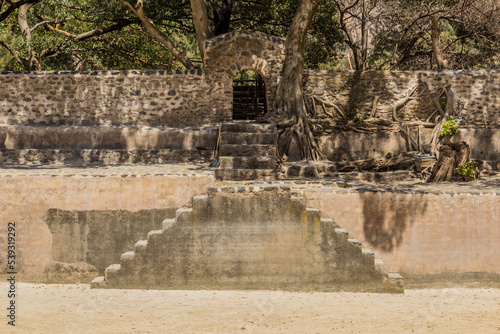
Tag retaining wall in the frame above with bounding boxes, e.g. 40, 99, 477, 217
304, 188, 500, 277
0, 170, 498, 283
0, 170, 214, 282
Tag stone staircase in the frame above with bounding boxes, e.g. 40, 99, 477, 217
215, 122, 278, 181
91, 185, 404, 293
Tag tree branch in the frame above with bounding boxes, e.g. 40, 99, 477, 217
0, 38, 25, 68
118, 0, 196, 68
0, 0, 40, 23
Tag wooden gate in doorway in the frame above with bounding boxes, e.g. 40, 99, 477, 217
232, 74, 267, 120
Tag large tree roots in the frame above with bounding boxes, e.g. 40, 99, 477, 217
277, 116, 323, 161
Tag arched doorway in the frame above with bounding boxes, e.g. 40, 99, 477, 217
232, 70, 267, 120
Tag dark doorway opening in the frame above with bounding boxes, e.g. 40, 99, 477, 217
232, 70, 267, 120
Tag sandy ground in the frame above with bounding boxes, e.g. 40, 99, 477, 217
1, 283, 499, 333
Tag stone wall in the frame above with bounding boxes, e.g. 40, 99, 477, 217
1, 68, 498, 130
304, 69, 500, 127
1, 54, 499, 163
0, 70, 228, 127
204, 30, 286, 112
317, 128, 500, 163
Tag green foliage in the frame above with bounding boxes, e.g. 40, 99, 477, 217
439, 116, 458, 137
0, 0, 497, 71
0, 29, 21, 70
440, 96, 447, 110
353, 114, 363, 122
455, 161, 476, 178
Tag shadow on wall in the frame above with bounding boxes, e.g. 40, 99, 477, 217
362, 192, 428, 252
46, 208, 176, 274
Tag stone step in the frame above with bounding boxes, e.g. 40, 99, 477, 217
348, 238, 362, 247
221, 122, 276, 134
335, 228, 349, 237
320, 218, 338, 229
219, 156, 277, 169
306, 208, 321, 223
175, 208, 193, 224
104, 264, 121, 280
120, 251, 135, 268
146, 230, 164, 247
0, 148, 211, 165
134, 239, 148, 254
220, 132, 276, 145
362, 248, 375, 259
0, 125, 217, 150
383, 273, 405, 293
374, 259, 388, 276
120, 251, 135, 262
90, 276, 107, 289
218, 144, 275, 157
162, 218, 176, 231
215, 168, 278, 181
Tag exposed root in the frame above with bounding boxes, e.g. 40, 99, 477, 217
278, 116, 323, 161
336, 152, 416, 172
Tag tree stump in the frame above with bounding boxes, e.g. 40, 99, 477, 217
429, 142, 471, 182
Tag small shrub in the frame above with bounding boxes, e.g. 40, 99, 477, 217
353, 114, 363, 122
439, 96, 447, 110
439, 116, 458, 137
456, 161, 476, 178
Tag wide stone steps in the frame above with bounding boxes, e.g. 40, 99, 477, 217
91, 185, 404, 293
0, 148, 211, 165
0, 125, 217, 166
216, 122, 277, 181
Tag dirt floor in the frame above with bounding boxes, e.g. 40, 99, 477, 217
1, 283, 499, 333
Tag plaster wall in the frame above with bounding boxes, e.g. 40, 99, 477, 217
0, 173, 214, 281
304, 189, 500, 276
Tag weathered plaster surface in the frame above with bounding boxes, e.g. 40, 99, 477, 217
0, 171, 214, 281
304, 189, 500, 276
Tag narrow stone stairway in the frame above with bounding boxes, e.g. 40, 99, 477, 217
215, 122, 278, 181
91, 185, 404, 293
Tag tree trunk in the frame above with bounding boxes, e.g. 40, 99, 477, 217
17, 3, 33, 71
429, 142, 471, 182
273, 0, 322, 161
431, 16, 448, 69
360, 0, 368, 70
213, 0, 234, 36
190, 0, 213, 60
